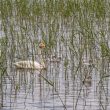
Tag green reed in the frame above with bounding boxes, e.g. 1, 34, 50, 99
0, 0, 110, 109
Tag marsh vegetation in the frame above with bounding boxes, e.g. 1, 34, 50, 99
0, 0, 110, 110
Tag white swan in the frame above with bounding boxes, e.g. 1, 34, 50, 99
13, 60, 45, 70
14, 40, 46, 70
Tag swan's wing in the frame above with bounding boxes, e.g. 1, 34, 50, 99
14, 61, 29, 68
14, 61, 43, 69
23, 61, 40, 68
14, 61, 34, 68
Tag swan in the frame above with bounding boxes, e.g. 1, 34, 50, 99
14, 40, 46, 70
13, 60, 45, 70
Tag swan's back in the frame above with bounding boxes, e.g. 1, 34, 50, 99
14, 60, 45, 69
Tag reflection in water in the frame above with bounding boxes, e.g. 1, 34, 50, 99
3, 69, 48, 110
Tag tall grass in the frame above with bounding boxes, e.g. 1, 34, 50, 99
0, 0, 110, 109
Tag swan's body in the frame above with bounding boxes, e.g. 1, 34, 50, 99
14, 60, 45, 70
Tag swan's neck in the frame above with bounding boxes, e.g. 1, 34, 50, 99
40, 54, 45, 67
40, 58, 45, 66
38, 48, 45, 67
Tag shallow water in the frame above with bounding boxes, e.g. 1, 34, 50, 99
1, 59, 110, 110
1, 35, 110, 110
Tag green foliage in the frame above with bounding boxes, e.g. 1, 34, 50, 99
100, 42, 110, 57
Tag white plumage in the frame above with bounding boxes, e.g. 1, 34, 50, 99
14, 60, 45, 70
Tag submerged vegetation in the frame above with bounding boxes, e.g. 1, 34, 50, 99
0, 0, 110, 109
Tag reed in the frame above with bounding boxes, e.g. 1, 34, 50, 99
0, 0, 110, 109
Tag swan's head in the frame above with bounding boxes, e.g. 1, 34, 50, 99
39, 40, 45, 49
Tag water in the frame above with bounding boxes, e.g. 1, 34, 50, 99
1, 34, 110, 109
1, 58, 110, 110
